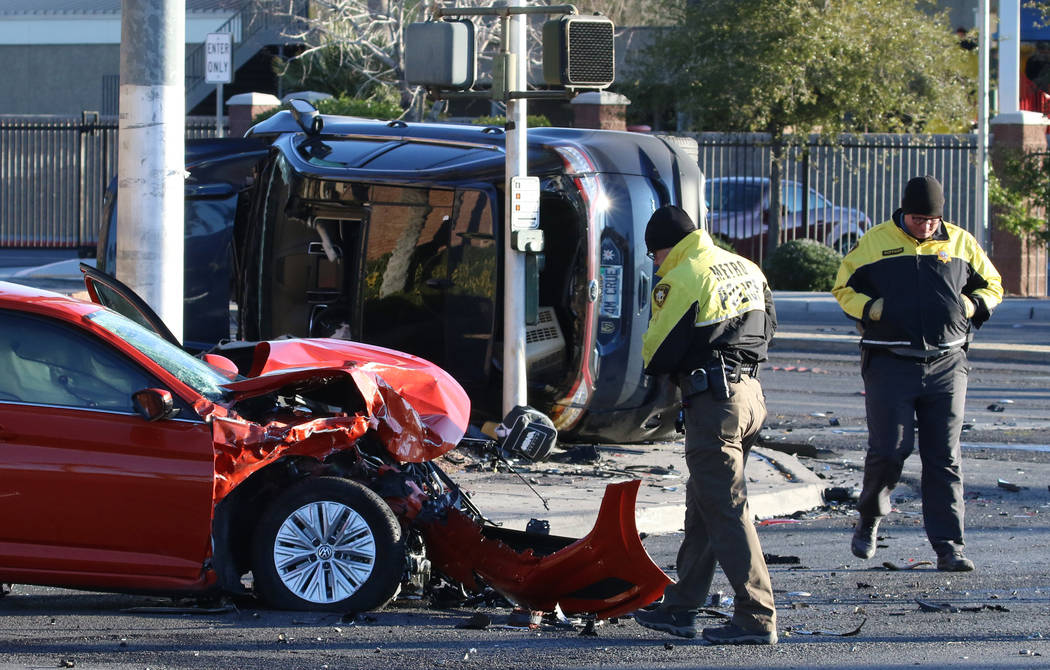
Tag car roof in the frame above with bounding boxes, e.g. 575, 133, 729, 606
0, 281, 98, 321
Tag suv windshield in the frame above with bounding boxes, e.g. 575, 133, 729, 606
86, 309, 231, 402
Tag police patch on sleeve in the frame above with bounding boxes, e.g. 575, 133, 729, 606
653, 283, 670, 308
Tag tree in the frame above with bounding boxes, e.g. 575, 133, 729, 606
265, 0, 554, 119
989, 151, 1050, 246
627, 0, 973, 255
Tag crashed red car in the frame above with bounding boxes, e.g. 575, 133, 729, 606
0, 269, 668, 618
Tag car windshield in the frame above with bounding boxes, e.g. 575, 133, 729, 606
85, 309, 231, 402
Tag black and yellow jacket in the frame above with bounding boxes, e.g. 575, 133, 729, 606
832, 212, 1003, 353
642, 229, 777, 375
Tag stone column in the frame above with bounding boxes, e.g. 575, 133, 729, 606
989, 111, 1048, 297
226, 92, 281, 138
571, 91, 630, 131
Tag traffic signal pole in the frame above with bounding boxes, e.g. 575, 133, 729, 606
502, 0, 529, 414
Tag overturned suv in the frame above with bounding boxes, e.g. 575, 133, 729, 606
98, 102, 704, 443
0, 268, 668, 617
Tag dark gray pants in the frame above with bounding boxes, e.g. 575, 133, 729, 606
660, 375, 776, 633
859, 349, 968, 553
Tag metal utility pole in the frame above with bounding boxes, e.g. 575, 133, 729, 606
977, 0, 990, 248
502, 0, 528, 414
117, 0, 185, 339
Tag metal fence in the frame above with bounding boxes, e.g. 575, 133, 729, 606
689, 132, 979, 263
2, 120, 980, 257
0, 115, 224, 249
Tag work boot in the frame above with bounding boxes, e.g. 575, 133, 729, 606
701, 623, 778, 645
632, 607, 697, 638
937, 549, 975, 572
851, 516, 881, 559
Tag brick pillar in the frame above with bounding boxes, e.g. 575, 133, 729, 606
571, 91, 630, 131
226, 92, 281, 138
990, 110, 1049, 297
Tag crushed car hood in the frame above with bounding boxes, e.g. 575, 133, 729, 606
205, 338, 471, 501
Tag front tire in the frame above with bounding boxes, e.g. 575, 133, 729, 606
251, 477, 404, 611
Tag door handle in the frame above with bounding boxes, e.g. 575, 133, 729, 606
638, 271, 650, 312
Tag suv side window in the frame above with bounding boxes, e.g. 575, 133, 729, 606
0, 311, 154, 411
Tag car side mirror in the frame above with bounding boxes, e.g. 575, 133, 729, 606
203, 353, 239, 379
132, 388, 179, 422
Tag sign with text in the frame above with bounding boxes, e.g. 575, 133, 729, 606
205, 32, 233, 84
510, 176, 541, 230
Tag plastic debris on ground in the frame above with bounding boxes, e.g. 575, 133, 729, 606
881, 560, 933, 571
785, 618, 865, 636
997, 479, 1024, 492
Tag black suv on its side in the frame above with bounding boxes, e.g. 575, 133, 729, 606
99, 111, 703, 443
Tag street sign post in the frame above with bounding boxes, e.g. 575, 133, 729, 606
205, 32, 232, 138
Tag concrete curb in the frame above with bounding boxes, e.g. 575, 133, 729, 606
772, 291, 1050, 322
772, 331, 1050, 364
457, 447, 828, 538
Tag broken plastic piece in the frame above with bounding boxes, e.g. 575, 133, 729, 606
420, 480, 670, 619
881, 560, 933, 571
789, 618, 865, 636
997, 479, 1023, 492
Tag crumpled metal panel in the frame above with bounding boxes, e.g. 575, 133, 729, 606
206, 338, 471, 500
421, 480, 671, 620
243, 339, 469, 461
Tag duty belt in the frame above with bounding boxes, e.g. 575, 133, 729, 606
726, 362, 760, 382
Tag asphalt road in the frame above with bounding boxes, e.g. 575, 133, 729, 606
2, 351, 1048, 669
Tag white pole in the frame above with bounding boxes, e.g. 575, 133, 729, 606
977, 0, 990, 248
999, 0, 1021, 115
117, 0, 185, 340
216, 82, 224, 138
502, 0, 528, 415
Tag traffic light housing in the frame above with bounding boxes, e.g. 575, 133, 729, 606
542, 15, 615, 89
404, 20, 476, 89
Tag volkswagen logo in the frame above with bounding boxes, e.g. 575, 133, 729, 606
316, 544, 334, 560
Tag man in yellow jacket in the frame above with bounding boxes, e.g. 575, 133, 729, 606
632, 205, 778, 645
833, 175, 1003, 572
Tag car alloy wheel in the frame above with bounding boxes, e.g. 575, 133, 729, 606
273, 500, 377, 604
252, 476, 404, 611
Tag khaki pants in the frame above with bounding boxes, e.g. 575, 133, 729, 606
660, 375, 777, 633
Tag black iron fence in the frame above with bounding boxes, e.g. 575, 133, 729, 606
1, 120, 980, 263
0, 115, 224, 250
689, 132, 979, 263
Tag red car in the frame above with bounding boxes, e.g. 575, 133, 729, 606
0, 268, 668, 618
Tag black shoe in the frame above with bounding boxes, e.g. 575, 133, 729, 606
937, 550, 975, 572
851, 517, 881, 559
633, 607, 697, 638
701, 623, 778, 645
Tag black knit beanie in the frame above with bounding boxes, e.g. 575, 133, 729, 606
901, 175, 944, 217
644, 205, 696, 253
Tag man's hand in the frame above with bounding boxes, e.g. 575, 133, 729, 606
963, 295, 976, 318
868, 298, 884, 321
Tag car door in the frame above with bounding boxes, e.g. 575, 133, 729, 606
0, 309, 214, 587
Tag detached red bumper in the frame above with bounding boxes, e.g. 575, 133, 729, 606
421, 480, 671, 620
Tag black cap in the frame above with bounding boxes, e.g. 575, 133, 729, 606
645, 205, 696, 253
901, 175, 944, 217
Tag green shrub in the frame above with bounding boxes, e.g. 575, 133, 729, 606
471, 114, 552, 128
252, 94, 404, 126
762, 239, 842, 291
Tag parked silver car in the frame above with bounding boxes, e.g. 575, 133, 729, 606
705, 176, 872, 257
